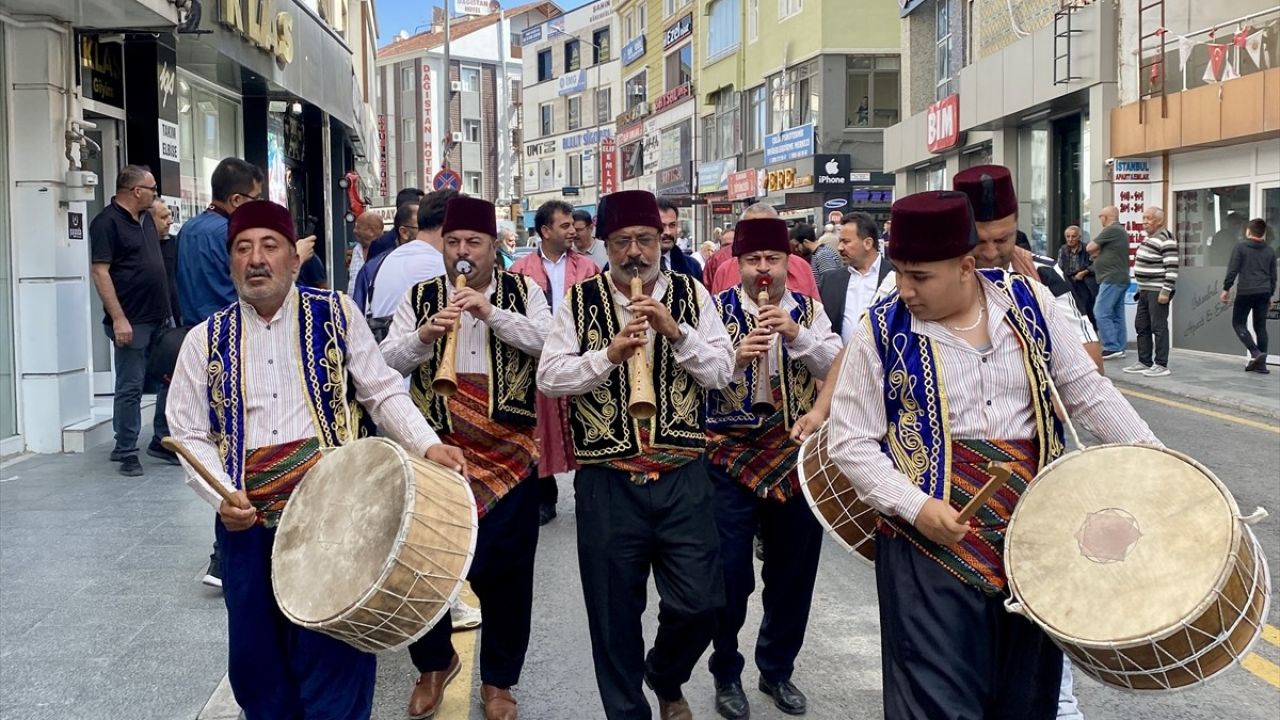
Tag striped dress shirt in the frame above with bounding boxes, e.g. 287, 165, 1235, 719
828, 273, 1159, 525
167, 289, 444, 509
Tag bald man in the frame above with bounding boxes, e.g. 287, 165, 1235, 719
1087, 205, 1130, 359
349, 212, 385, 296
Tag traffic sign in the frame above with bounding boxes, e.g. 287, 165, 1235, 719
432, 168, 461, 191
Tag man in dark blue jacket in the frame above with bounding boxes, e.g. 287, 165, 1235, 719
176, 158, 265, 323
658, 196, 702, 281
365, 187, 425, 263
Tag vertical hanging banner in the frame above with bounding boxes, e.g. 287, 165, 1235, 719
422, 64, 433, 181
599, 137, 618, 195
378, 114, 389, 197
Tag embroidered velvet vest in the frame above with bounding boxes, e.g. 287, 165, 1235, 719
205, 289, 370, 488
566, 271, 704, 462
707, 287, 819, 429
409, 271, 538, 434
867, 270, 1064, 502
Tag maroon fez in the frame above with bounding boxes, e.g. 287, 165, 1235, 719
953, 164, 1018, 222
886, 191, 978, 263
227, 200, 297, 248
595, 190, 662, 239
732, 218, 792, 257
441, 196, 498, 237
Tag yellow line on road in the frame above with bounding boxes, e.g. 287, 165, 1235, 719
1263, 624, 1280, 648
439, 584, 480, 719
1118, 388, 1280, 434
1242, 652, 1280, 689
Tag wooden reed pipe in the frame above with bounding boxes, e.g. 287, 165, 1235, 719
431, 273, 468, 397
627, 274, 657, 419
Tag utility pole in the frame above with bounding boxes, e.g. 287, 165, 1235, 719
441, 0, 452, 172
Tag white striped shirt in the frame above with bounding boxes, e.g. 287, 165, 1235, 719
379, 275, 552, 376
828, 273, 1159, 525
167, 289, 443, 509
538, 272, 736, 396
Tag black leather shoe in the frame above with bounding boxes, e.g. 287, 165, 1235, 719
758, 677, 806, 715
538, 503, 557, 526
714, 680, 750, 719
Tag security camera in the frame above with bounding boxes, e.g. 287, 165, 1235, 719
1105, 158, 1116, 167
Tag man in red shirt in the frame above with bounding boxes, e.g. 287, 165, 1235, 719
705, 205, 820, 298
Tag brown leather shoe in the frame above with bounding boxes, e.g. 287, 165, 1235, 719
407, 653, 461, 719
481, 684, 518, 720
658, 696, 693, 720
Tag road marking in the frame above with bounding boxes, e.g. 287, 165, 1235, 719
1118, 388, 1280, 434
1263, 624, 1280, 647
439, 584, 481, 719
0, 475, 18, 483
1242, 652, 1280, 689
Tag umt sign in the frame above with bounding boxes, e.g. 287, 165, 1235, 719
926, 94, 960, 153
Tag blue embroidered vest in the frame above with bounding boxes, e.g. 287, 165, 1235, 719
707, 287, 818, 429
205, 288, 370, 488
867, 270, 1064, 502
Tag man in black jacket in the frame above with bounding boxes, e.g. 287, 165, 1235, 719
1220, 217, 1278, 373
658, 197, 703, 282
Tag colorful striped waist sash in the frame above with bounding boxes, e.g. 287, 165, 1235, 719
443, 373, 537, 519
706, 382, 801, 502
881, 438, 1039, 596
243, 437, 323, 529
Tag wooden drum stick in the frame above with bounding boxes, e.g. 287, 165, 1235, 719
160, 436, 238, 504
956, 463, 1013, 523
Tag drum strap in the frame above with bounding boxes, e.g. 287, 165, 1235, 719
881, 438, 1039, 596
242, 437, 323, 528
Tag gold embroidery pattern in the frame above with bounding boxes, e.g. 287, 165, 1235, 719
997, 273, 1065, 467
570, 276, 634, 458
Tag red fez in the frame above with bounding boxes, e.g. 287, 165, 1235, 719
227, 200, 296, 248
595, 190, 662, 239
953, 164, 1018, 222
886, 191, 978, 263
732, 218, 792, 257
441, 196, 497, 237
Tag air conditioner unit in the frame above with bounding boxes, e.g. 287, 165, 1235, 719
451, 131, 465, 143
450, 80, 463, 92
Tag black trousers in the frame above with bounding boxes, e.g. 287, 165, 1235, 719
876, 532, 1061, 720
1232, 293, 1271, 355
575, 460, 724, 720
1069, 277, 1099, 329
408, 474, 540, 688
707, 463, 823, 686
538, 474, 559, 506
1135, 289, 1171, 367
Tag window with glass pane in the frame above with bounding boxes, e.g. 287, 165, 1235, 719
778, 0, 802, 20
708, 0, 740, 59
538, 50, 553, 82
748, 85, 765, 150
540, 102, 554, 135
402, 66, 414, 91
596, 88, 612, 125
567, 96, 582, 131
1175, 185, 1253, 268
665, 0, 691, 17
748, 0, 758, 42
935, 0, 953, 100
787, 62, 817, 128
465, 172, 482, 195
463, 119, 481, 143
666, 44, 693, 91
768, 74, 786, 134
593, 28, 611, 63
703, 115, 717, 161
568, 153, 583, 186
404, 170, 418, 189
565, 40, 582, 73
462, 67, 481, 92
401, 117, 415, 142
715, 90, 739, 159
626, 72, 647, 109
845, 56, 899, 128
624, 11, 634, 41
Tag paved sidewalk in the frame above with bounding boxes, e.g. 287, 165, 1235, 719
0, 448, 227, 720
1103, 348, 1280, 420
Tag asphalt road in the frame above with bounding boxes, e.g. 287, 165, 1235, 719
363, 394, 1280, 720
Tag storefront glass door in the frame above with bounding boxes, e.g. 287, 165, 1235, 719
0, 24, 17, 440
83, 118, 123, 395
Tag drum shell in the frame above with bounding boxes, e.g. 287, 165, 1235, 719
798, 423, 878, 564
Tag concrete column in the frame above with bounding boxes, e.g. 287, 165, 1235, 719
1087, 81, 1119, 224
7, 24, 91, 452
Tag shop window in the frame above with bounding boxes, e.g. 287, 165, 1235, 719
463, 119, 481, 143
916, 163, 945, 192
593, 28, 611, 64
595, 88, 612, 126
845, 56, 900, 128
665, 43, 693, 91
568, 153, 583, 186
565, 40, 582, 73
747, 85, 765, 150
465, 172, 482, 195
779, 0, 802, 20
707, 0, 740, 60
537, 50, 553, 82
625, 71, 647, 110
461, 67, 481, 93
567, 96, 582, 131
177, 73, 243, 223
540, 102, 554, 136
1176, 185, 1252, 268
402, 117, 415, 143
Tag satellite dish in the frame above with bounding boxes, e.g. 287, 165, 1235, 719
397, 30, 410, 40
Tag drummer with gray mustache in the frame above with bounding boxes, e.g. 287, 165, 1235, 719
381, 195, 552, 720
166, 199, 465, 720
824, 191, 1160, 720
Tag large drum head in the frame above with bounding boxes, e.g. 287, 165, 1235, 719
273, 438, 415, 624
1006, 445, 1238, 646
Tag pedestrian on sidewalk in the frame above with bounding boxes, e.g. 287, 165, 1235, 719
89, 165, 174, 478
1058, 225, 1098, 330
175, 158, 265, 324
1221, 217, 1277, 374
1123, 206, 1179, 377
572, 209, 611, 268
1088, 205, 1130, 359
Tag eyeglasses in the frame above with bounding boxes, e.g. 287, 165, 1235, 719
132, 185, 158, 193
398, 224, 418, 231
235, 191, 263, 202
607, 234, 659, 251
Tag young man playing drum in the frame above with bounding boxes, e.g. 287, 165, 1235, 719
825, 191, 1162, 720
166, 200, 465, 719
704, 218, 842, 719
381, 195, 552, 720
538, 189, 736, 720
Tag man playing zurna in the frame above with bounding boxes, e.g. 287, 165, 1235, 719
703, 217, 842, 719
167, 200, 464, 719
381, 196, 552, 720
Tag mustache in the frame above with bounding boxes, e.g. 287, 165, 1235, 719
245, 266, 271, 279
620, 259, 652, 271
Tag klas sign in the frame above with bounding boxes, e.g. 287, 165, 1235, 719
221, 0, 294, 64
926, 94, 959, 153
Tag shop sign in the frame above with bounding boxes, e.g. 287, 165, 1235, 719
525, 140, 557, 157
763, 167, 802, 193
926, 94, 960, 153
621, 140, 645, 181
850, 172, 871, 182
711, 202, 734, 214
697, 159, 737, 194
68, 212, 84, 240
617, 116, 648, 145
422, 65, 433, 178
622, 36, 646, 66
616, 102, 649, 129
559, 70, 588, 97
563, 186, 581, 197
588, 0, 613, 24
763, 123, 813, 166
824, 198, 848, 209
653, 82, 692, 113
642, 123, 661, 176
600, 137, 618, 194
158, 119, 180, 163
219, 0, 295, 64
455, 0, 493, 16
378, 115, 389, 197
520, 25, 543, 46
1114, 160, 1150, 182
657, 164, 690, 195
524, 162, 540, 192
158, 61, 176, 110
79, 35, 124, 110
664, 14, 693, 49
562, 128, 612, 150
727, 169, 757, 201
814, 154, 851, 192
547, 17, 566, 38
659, 122, 689, 171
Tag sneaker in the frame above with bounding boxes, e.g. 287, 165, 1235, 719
451, 600, 482, 631
146, 439, 181, 466
202, 557, 223, 589
1143, 365, 1171, 377
118, 455, 143, 477
1255, 365, 1272, 375
109, 449, 130, 462
1121, 363, 1151, 374
1101, 350, 1126, 360
1246, 352, 1265, 372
